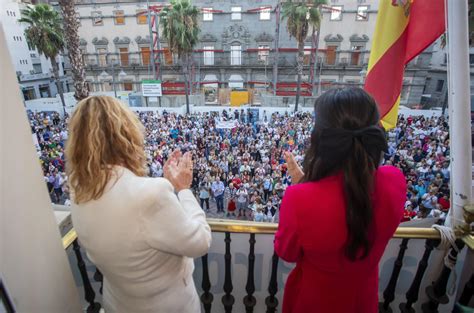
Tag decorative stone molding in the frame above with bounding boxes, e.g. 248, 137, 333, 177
222, 23, 251, 47
92, 37, 109, 46
349, 34, 369, 42
200, 33, 218, 42
255, 32, 274, 43
324, 34, 343, 43
135, 35, 150, 45
113, 36, 131, 45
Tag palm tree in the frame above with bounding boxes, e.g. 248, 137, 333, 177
19, 4, 67, 114
160, 0, 200, 114
282, 0, 326, 112
58, 0, 89, 101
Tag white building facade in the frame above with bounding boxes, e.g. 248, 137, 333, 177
34, 0, 440, 108
0, 0, 70, 101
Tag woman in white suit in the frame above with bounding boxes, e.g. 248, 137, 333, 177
66, 96, 211, 313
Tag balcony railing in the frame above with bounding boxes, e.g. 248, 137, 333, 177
63, 218, 473, 313
80, 50, 373, 70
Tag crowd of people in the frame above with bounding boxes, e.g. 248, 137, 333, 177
29, 107, 451, 223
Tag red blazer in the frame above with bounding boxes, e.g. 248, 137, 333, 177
275, 166, 406, 313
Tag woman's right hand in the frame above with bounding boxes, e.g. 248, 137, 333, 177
164, 150, 193, 192
284, 151, 304, 183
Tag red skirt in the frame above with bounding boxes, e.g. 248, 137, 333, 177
227, 200, 236, 212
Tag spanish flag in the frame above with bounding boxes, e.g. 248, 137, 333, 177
364, 0, 445, 130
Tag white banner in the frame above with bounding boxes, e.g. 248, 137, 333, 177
216, 120, 239, 129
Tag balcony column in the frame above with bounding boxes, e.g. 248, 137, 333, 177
379, 238, 410, 313
421, 241, 465, 313
243, 233, 256, 313
200, 254, 213, 313
264, 251, 280, 313
221, 232, 235, 313
446, 0, 472, 228
400, 239, 439, 313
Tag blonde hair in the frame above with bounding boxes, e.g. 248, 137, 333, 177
65, 96, 147, 204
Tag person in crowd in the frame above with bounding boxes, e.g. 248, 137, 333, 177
211, 176, 225, 213
29, 95, 451, 222
199, 181, 211, 211
66, 96, 211, 313
224, 183, 237, 217
275, 88, 406, 313
237, 187, 249, 219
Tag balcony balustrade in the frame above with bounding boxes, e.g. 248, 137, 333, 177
62, 218, 473, 313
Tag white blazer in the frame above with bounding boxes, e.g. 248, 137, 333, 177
71, 166, 211, 313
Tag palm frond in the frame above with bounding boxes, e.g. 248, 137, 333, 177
18, 3, 64, 59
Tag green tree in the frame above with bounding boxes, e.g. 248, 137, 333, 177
59, 0, 89, 101
160, 0, 200, 114
282, 0, 326, 111
19, 4, 67, 113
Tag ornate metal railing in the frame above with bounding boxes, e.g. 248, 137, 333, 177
63, 219, 473, 313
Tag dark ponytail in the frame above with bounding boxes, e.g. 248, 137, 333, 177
343, 139, 376, 260
303, 87, 386, 261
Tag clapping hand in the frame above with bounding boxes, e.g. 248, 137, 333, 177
164, 149, 193, 192
283, 151, 304, 184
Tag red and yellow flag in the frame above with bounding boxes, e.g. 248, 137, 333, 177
364, 0, 445, 130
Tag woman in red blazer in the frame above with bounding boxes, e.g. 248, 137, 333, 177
275, 87, 406, 313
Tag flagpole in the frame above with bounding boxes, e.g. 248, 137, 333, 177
445, 0, 472, 228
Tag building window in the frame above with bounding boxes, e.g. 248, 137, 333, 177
330, 6, 342, 21
119, 48, 129, 66
470, 54, 474, 65
92, 11, 103, 26
435, 79, 444, 92
303, 45, 311, 64
164, 48, 173, 65
203, 8, 213, 21
401, 83, 410, 100
123, 82, 134, 91
33, 64, 42, 73
231, 44, 241, 65
356, 6, 368, 21
260, 7, 271, 20
97, 48, 107, 66
231, 7, 241, 20
101, 81, 112, 92
114, 10, 125, 25
136, 10, 148, 24
203, 46, 214, 65
351, 45, 364, 65
258, 45, 270, 63
23, 87, 36, 100
141, 46, 151, 66
325, 45, 338, 65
